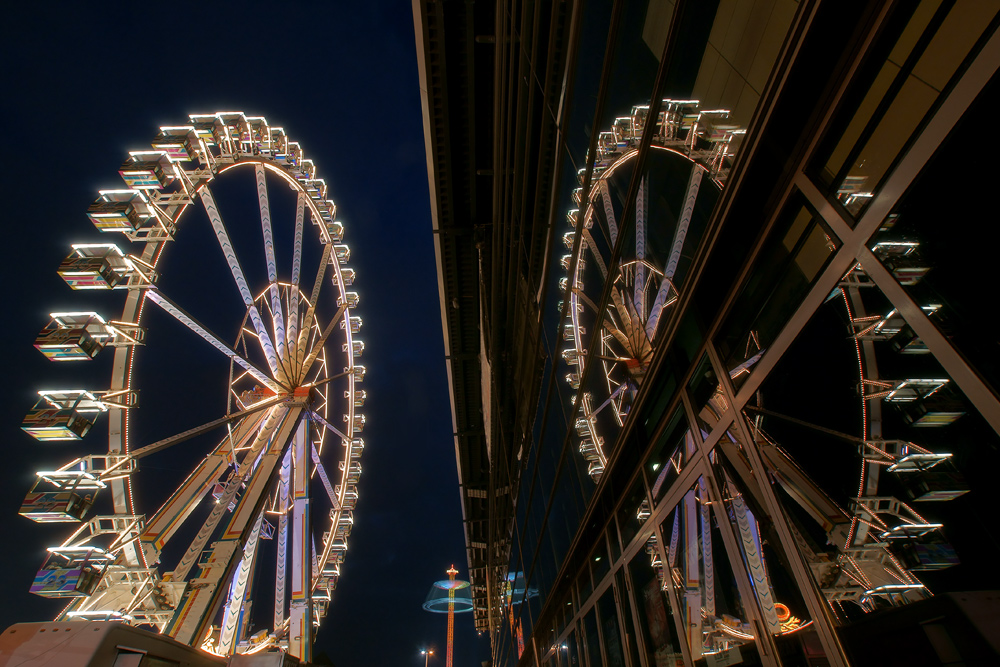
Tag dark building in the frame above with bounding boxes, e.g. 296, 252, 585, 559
414, 1, 1000, 665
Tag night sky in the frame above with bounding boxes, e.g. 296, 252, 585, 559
0, 3, 488, 666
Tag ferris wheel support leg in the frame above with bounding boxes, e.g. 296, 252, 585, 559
844, 284, 884, 546
167, 407, 303, 646
698, 477, 716, 619
683, 489, 702, 660
730, 489, 781, 634
275, 448, 291, 631
288, 420, 313, 661
219, 510, 266, 654
140, 410, 269, 566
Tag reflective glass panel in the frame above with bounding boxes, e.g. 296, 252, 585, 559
628, 539, 685, 667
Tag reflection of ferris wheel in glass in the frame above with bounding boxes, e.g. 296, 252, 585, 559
561, 102, 728, 481
20, 112, 364, 660
559, 101, 969, 658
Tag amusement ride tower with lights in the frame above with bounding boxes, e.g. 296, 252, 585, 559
423, 566, 473, 667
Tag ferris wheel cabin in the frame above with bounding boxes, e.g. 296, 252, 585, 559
151, 127, 197, 161
19, 463, 108, 523
118, 152, 171, 190
57, 244, 130, 290
21, 406, 93, 441
30, 547, 112, 599
34, 327, 101, 361
19, 489, 95, 523
85, 190, 155, 233
20, 390, 108, 442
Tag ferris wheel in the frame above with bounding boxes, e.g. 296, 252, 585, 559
558, 101, 967, 659
19, 111, 364, 661
561, 102, 731, 482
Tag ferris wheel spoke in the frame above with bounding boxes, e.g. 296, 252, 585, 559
310, 442, 341, 510
308, 245, 333, 309
603, 321, 631, 350
644, 278, 677, 343
293, 244, 333, 372
274, 448, 291, 631
130, 393, 287, 460
728, 348, 766, 379
297, 304, 346, 385
314, 513, 341, 595
664, 164, 703, 283
634, 176, 648, 314
647, 165, 704, 341
598, 180, 618, 245
624, 290, 644, 337
287, 193, 306, 363
610, 286, 633, 339
583, 382, 627, 419
256, 165, 288, 369
579, 394, 608, 466
256, 164, 279, 285
309, 410, 348, 441
200, 186, 281, 377
292, 193, 306, 287
218, 509, 266, 654
570, 286, 601, 317
582, 229, 608, 279
146, 290, 282, 392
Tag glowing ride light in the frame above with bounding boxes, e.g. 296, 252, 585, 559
423, 566, 473, 667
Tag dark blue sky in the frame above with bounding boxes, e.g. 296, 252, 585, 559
0, 2, 488, 665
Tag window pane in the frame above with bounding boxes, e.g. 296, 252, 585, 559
714, 197, 837, 391
867, 69, 1000, 402
659, 476, 763, 663
591, 536, 611, 585
628, 540, 684, 666
815, 0, 1000, 218
583, 607, 601, 667
644, 409, 692, 504
598, 586, 627, 667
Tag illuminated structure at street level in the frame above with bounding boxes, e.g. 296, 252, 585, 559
423, 566, 473, 667
418, 1, 1000, 666
18, 111, 368, 662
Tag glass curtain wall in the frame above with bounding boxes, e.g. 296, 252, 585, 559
491, 0, 1000, 665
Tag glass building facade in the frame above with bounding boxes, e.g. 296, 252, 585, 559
415, 1, 1000, 665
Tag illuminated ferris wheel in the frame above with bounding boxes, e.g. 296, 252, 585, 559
562, 102, 732, 482
19, 112, 364, 660
559, 101, 967, 658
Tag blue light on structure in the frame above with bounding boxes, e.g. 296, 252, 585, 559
422, 578, 474, 613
